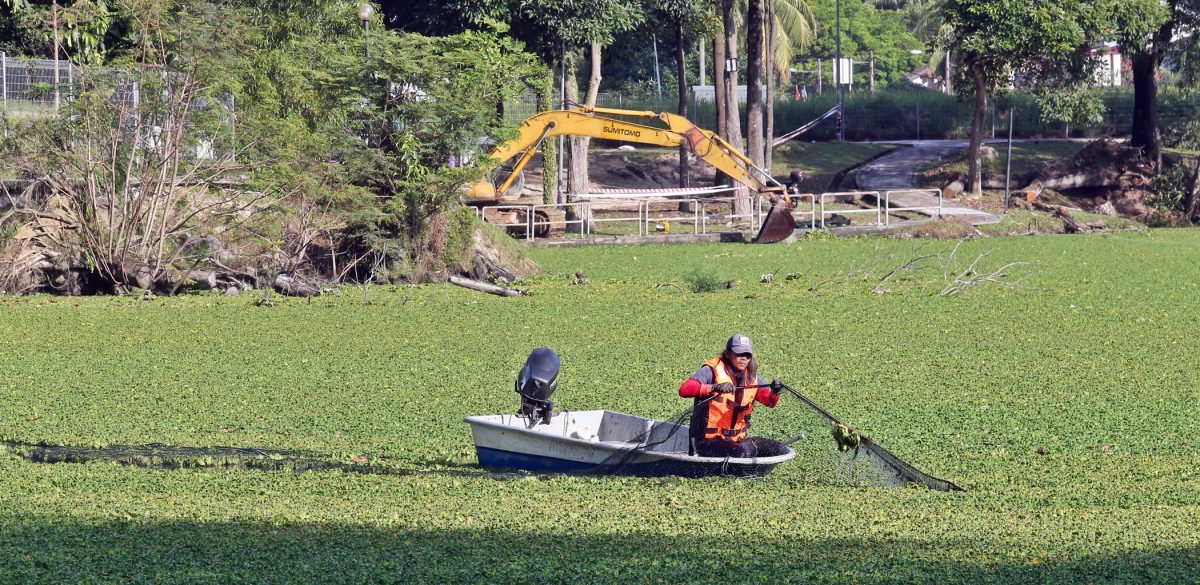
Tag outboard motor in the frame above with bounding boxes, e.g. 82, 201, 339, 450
515, 347, 560, 425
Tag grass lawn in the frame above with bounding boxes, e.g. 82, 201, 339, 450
917, 139, 1092, 187
773, 141, 899, 192
1, 230, 1198, 582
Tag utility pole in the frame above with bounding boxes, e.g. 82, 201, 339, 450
869, 52, 875, 93
52, 0, 60, 110
652, 34, 663, 100
945, 50, 952, 94
835, 0, 844, 142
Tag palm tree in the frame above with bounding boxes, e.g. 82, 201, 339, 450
733, 0, 817, 82
903, 0, 954, 93
737, 0, 815, 163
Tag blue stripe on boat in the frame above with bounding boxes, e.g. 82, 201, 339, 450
474, 446, 778, 477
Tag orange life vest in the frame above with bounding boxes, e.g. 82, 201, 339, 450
697, 356, 757, 442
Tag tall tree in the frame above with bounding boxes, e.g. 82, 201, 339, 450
1111, 0, 1199, 172
508, 0, 643, 198
648, 0, 714, 188
760, 0, 815, 161
747, 0, 765, 168
942, 0, 1095, 196
718, 0, 750, 214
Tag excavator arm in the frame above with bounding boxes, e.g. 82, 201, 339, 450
469, 107, 786, 202
467, 106, 796, 243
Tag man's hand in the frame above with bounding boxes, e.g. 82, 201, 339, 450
711, 382, 736, 394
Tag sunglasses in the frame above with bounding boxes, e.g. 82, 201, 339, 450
733, 352, 752, 358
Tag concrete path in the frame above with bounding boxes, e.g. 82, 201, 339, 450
855, 140, 1002, 225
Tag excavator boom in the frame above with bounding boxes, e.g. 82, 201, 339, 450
468, 107, 796, 243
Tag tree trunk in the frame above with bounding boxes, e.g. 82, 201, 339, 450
566, 44, 602, 228
585, 43, 602, 107
712, 23, 731, 190
565, 48, 592, 197
1130, 51, 1162, 172
448, 275, 522, 297
714, 34, 726, 138
1185, 157, 1200, 223
720, 0, 750, 216
1130, 8, 1174, 173
967, 61, 987, 197
273, 273, 319, 297
765, 0, 776, 167
676, 20, 690, 189
746, 0, 765, 169
538, 70, 557, 204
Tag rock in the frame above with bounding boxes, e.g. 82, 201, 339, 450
1097, 201, 1117, 216
617, 145, 636, 151
225, 286, 241, 296
981, 145, 999, 163
942, 180, 964, 199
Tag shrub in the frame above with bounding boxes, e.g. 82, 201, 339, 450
683, 267, 725, 293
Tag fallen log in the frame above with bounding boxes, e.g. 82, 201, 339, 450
448, 275, 522, 297
273, 273, 320, 297
1053, 206, 1080, 234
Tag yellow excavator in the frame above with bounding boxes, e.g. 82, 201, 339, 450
466, 106, 797, 243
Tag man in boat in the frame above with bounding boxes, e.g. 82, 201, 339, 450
678, 334, 790, 458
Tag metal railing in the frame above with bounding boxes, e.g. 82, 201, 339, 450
530, 203, 589, 237
476, 189, 951, 239
643, 199, 700, 235
814, 191, 884, 228
699, 194, 763, 234
882, 189, 944, 225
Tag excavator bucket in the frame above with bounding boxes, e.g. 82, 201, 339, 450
752, 203, 796, 244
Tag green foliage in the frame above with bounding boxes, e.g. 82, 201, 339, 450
1148, 159, 1196, 213
1034, 86, 1104, 129
797, 0, 925, 87
943, 0, 1096, 90
1107, 0, 1173, 51
1, 233, 1200, 581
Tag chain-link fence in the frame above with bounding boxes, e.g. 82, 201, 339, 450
505, 85, 1200, 143
2, 53, 237, 160
1, 52, 171, 113
0, 53, 81, 112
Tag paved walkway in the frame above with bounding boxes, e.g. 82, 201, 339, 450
854, 140, 1002, 225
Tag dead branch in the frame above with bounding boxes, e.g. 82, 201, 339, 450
873, 253, 940, 295
448, 275, 523, 297
940, 258, 1034, 296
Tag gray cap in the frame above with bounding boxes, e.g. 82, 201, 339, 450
726, 334, 753, 355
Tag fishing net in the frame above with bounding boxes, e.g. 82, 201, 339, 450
580, 384, 964, 491
0, 440, 522, 480
776, 383, 963, 492
591, 396, 714, 476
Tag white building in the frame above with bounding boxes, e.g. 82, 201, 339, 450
1090, 42, 1124, 87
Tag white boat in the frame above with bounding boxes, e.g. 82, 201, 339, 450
465, 409, 795, 477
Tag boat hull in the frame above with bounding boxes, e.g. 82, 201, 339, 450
466, 409, 793, 478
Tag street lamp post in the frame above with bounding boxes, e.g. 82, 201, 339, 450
357, 3, 376, 64
910, 49, 924, 140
